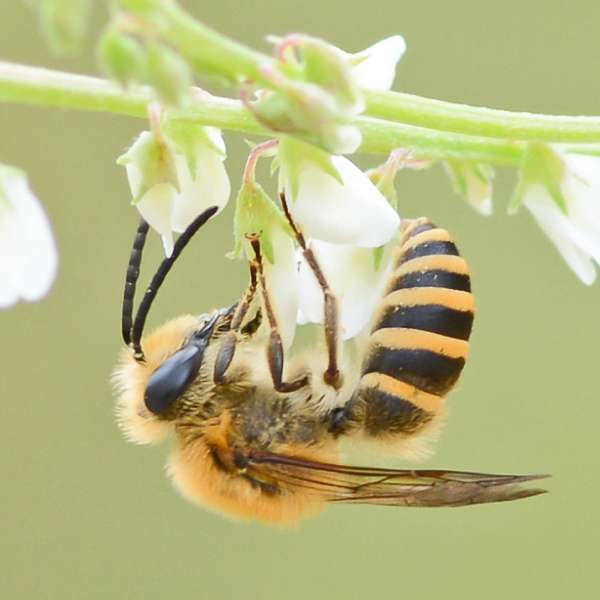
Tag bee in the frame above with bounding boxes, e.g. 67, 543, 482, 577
113, 194, 547, 525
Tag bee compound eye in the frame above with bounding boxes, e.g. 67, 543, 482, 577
144, 344, 203, 416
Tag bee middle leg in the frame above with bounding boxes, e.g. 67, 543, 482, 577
249, 236, 309, 394
279, 192, 343, 390
213, 262, 259, 384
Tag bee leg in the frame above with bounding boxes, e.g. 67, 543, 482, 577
279, 192, 343, 390
249, 236, 309, 393
213, 262, 258, 384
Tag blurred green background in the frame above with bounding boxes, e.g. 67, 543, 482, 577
2, 1, 600, 598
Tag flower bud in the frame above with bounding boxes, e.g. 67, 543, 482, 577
97, 28, 147, 88
278, 34, 363, 114
247, 71, 362, 155
38, 0, 91, 55
145, 42, 192, 107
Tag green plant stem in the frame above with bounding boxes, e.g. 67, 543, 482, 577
131, 0, 600, 144
363, 90, 600, 143
0, 62, 523, 164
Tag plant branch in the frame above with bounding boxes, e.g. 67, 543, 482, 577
0, 62, 523, 164
130, 0, 600, 144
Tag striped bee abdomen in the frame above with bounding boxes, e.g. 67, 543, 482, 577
358, 218, 474, 438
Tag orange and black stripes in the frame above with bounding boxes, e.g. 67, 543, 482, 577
357, 218, 474, 438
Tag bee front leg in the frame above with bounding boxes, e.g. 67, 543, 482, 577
213, 262, 258, 384
279, 192, 343, 390
249, 236, 309, 394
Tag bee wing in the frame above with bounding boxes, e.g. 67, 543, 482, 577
247, 452, 549, 507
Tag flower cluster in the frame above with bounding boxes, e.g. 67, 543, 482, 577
116, 36, 405, 343
4, 27, 600, 316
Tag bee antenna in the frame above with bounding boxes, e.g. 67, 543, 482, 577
130, 205, 219, 360
122, 219, 150, 349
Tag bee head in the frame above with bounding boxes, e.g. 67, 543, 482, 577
113, 207, 226, 444
113, 306, 234, 444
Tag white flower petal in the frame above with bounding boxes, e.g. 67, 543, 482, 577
298, 241, 393, 339
525, 186, 596, 284
560, 175, 600, 263
351, 35, 406, 91
204, 126, 227, 157
291, 155, 400, 246
0, 170, 57, 307
263, 228, 299, 348
170, 150, 230, 233
135, 184, 177, 256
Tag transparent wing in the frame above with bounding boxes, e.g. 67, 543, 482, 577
247, 452, 548, 507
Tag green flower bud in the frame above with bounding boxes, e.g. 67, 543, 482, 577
38, 0, 91, 55
288, 34, 363, 114
145, 42, 192, 107
97, 29, 147, 88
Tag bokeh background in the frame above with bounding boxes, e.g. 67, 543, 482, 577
2, 1, 600, 598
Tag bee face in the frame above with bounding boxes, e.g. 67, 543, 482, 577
114, 308, 234, 445
114, 314, 200, 444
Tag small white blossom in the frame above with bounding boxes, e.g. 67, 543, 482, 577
263, 227, 299, 348
0, 166, 58, 309
277, 139, 400, 339
120, 128, 230, 256
350, 35, 406, 91
523, 151, 600, 285
297, 241, 394, 339
280, 140, 400, 246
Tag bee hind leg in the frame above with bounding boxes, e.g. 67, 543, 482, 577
278, 192, 343, 390
213, 262, 259, 384
249, 236, 309, 393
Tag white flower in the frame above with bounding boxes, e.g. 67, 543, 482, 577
0, 166, 58, 309
297, 242, 394, 339
280, 141, 400, 247
263, 227, 299, 348
120, 128, 230, 256
523, 151, 600, 285
278, 138, 400, 339
350, 35, 406, 91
